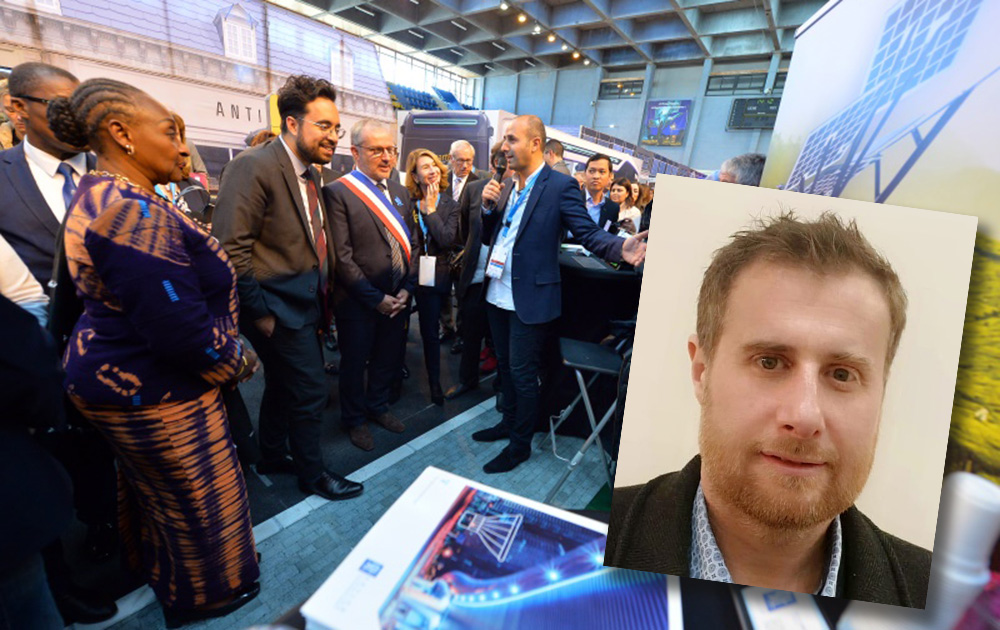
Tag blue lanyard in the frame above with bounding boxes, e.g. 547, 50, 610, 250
415, 201, 430, 254
501, 170, 541, 238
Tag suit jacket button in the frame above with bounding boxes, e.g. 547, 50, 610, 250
309, 286, 316, 293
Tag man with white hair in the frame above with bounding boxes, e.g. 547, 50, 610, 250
443, 139, 482, 351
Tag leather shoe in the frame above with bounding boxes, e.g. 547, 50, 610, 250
483, 447, 530, 474
430, 382, 444, 406
54, 583, 118, 625
372, 412, 405, 433
445, 382, 477, 401
256, 455, 296, 476
472, 422, 508, 443
84, 521, 117, 563
163, 581, 260, 628
450, 338, 464, 355
349, 425, 375, 451
298, 471, 363, 501
439, 328, 456, 342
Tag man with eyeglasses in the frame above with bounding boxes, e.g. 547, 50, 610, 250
442, 140, 480, 354
323, 118, 417, 452
214, 75, 364, 502
0, 62, 123, 627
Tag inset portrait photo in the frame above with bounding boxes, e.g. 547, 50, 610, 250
606, 175, 978, 609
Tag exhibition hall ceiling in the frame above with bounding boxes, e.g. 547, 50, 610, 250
290, 0, 825, 75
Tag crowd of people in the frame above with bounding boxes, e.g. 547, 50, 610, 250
0, 61, 761, 629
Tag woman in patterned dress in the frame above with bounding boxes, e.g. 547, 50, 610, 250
48, 78, 261, 627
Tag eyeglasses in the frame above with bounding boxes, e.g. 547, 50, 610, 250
297, 118, 345, 138
13, 94, 51, 106
450, 157, 473, 165
359, 146, 399, 158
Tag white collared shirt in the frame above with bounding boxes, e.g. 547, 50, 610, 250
279, 136, 322, 240
22, 136, 88, 223
0, 233, 48, 326
486, 161, 546, 312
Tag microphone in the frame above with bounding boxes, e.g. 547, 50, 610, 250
484, 153, 507, 211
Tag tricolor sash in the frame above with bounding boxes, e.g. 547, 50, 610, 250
339, 171, 412, 262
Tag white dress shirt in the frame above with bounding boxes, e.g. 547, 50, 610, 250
0, 233, 48, 326
279, 136, 322, 240
485, 162, 545, 312
22, 136, 88, 223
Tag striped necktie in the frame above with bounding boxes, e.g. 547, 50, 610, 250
377, 181, 405, 292
303, 170, 327, 294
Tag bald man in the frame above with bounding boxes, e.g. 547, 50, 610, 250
472, 115, 647, 473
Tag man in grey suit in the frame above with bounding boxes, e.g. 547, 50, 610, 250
213, 75, 362, 502
543, 138, 572, 176
324, 119, 416, 452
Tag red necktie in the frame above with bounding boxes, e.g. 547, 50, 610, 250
304, 172, 327, 293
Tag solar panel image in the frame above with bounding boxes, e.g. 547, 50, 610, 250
784, 0, 985, 197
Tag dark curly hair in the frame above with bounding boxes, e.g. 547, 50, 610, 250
48, 78, 143, 150
276, 75, 337, 133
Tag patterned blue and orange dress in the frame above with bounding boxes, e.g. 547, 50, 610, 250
62, 173, 259, 610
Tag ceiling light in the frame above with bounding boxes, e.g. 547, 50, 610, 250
485, 64, 496, 71
547, 33, 556, 42
609, 124, 616, 128
450, 20, 467, 31
408, 29, 424, 38
500, 1, 508, 9
583, 58, 590, 65
617, 83, 622, 88
450, 49, 463, 56
572, 51, 580, 59
517, 13, 527, 22
492, 41, 506, 51
408, 0, 419, 4
525, 59, 536, 66
532, 24, 541, 35
356, 6, 375, 16
561, 43, 568, 50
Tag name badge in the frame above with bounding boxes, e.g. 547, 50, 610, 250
486, 243, 509, 280
419, 255, 437, 287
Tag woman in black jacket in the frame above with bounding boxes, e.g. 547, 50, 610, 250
404, 149, 459, 406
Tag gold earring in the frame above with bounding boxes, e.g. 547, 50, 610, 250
125, 144, 134, 155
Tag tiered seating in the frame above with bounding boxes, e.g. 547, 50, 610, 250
432, 87, 466, 111
386, 83, 442, 110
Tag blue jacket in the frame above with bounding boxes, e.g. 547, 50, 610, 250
481, 164, 624, 324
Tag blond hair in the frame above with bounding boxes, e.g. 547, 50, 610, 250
404, 148, 450, 200
697, 211, 907, 371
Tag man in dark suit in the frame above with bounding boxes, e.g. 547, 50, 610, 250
324, 119, 415, 452
0, 62, 118, 625
581, 153, 619, 232
213, 75, 362, 502
473, 115, 647, 473
0, 63, 91, 288
440, 140, 481, 351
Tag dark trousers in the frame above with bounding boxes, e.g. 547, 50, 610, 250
486, 305, 549, 455
0, 554, 62, 630
242, 322, 327, 481
415, 287, 445, 386
338, 309, 408, 427
457, 284, 489, 387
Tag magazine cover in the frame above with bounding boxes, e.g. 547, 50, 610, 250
300, 467, 683, 630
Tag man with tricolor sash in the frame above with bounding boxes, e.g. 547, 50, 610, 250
325, 119, 417, 452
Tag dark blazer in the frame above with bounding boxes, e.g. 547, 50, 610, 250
595, 198, 620, 232
450, 170, 481, 247
457, 178, 489, 300
407, 194, 459, 292
324, 174, 417, 320
212, 138, 337, 330
0, 143, 95, 287
607, 456, 932, 608
481, 164, 625, 325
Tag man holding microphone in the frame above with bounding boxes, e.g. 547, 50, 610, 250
473, 115, 648, 473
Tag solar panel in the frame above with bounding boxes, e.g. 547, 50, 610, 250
783, 0, 984, 196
